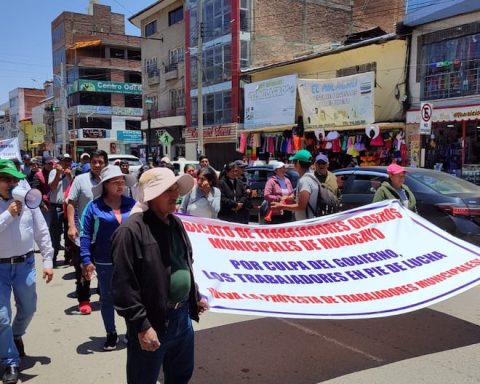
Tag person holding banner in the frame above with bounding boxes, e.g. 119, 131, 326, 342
271, 149, 319, 221
373, 163, 417, 212
262, 161, 294, 224
111, 167, 208, 384
0, 159, 53, 384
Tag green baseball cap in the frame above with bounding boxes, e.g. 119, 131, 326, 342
289, 149, 312, 162
0, 159, 26, 179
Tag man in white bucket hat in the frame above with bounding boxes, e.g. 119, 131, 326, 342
111, 168, 208, 384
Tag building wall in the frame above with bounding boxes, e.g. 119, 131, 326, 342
251, 0, 353, 67
408, 11, 480, 109
249, 38, 408, 123
352, 0, 404, 33
141, 1, 186, 115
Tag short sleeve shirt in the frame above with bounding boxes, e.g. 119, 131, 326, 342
294, 173, 319, 221
67, 172, 98, 218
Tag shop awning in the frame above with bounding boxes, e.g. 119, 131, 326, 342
306, 122, 405, 132
240, 124, 297, 133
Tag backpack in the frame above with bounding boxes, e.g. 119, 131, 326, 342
304, 173, 340, 217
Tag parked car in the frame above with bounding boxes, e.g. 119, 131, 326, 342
334, 166, 480, 245
107, 154, 143, 174
244, 165, 299, 218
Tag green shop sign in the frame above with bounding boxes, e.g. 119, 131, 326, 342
69, 80, 142, 95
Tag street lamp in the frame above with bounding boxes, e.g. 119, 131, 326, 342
144, 97, 153, 163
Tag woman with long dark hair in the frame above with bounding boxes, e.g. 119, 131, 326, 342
179, 167, 220, 218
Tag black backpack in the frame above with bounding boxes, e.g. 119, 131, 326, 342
304, 173, 340, 217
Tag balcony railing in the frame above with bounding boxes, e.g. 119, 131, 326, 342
146, 107, 185, 120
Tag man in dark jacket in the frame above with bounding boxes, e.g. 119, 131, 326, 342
111, 167, 208, 384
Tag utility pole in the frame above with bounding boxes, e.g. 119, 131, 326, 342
197, 0, 204, 157
61, 62, 67, 155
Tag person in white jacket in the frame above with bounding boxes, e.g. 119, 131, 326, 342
0, 159, 53, 384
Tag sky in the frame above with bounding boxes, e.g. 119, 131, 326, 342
0, 0, 155, 105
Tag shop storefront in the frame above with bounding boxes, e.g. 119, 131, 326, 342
406, 104, 480, 184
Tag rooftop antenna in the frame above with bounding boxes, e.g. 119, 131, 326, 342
88, 0, 98, 15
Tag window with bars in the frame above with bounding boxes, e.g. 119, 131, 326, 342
144, 57, 159, 77
421, 31, 480, 100
170, 88, 185, 110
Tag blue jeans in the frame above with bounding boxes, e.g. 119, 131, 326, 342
96, 263, 115, 334
0, 255, 37, 366
126, 305, 194, 384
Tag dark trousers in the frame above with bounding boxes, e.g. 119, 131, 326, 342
71, 243, 91, 303
49, 204, 64, 263
126, 305, 194, 384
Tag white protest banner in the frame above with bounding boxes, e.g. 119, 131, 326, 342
0, 138, 21, 160
182, 200, 480, 319
298, 72, 375, 128
244, 74, 297, 129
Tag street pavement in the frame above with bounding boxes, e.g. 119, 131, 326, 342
11, 252, 480, 384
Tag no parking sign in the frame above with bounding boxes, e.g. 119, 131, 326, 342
420, 102, 433, 135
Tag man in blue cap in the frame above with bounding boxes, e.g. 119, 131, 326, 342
0, 159, 53, 384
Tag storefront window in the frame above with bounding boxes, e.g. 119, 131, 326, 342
422, 32, 480, 100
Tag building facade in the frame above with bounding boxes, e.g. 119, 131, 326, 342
405, 3, 480, 182
130, 0, 187, 163
51, 3, 142, 159
7, 88, 45, 154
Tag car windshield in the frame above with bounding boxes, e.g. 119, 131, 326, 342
410, 171, 480, 194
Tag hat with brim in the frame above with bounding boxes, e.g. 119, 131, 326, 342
92, 165, 136, 198
387, 163, 406, 175
138, 167, 194, 203
0, 159, 26, 180
271, 161, 286, 170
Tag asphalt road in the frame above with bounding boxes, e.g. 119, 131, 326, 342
9, 253, 480, 384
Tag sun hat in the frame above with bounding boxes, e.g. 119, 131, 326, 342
289, 149, 312, 163
160, 156, 171, 164
0, 159, 26, 180
60, 153, 72, 160
387, 163, 406, 175
138, 167, 194, 203
315, 153, 329, 164
92, 165, 135, 198
271, 161, 286, 170
80, 153, 90, 160
234, 159, 248, 168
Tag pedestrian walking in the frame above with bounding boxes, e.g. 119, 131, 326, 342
217, 162, 251, 224
66, 150, 108, 315
271, 149, 318, 221
373, 163, 417, 212
262, 161, 294, 224
48, 154, 73, 267
111, 167, 208, 384
0, 159, 54, 384
179, 167, 220, 218
80, 166, 135, 351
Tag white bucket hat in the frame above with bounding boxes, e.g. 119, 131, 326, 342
130, 168, 194, 214
92, 165, 135, 198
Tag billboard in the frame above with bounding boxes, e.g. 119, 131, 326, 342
244, 74, 297, 129
297, 72, 375, 129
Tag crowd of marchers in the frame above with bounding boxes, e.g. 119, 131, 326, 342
0, 149, 414, 384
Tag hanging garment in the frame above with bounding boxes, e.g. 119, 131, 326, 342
346, 136, 360, 157
293, 135, 302, 151
267, 136, 275, 154
239, 133, 248, 154
341, 134, 348, 152
354, 135, 367, 152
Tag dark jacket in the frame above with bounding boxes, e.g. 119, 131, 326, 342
217, 177, 250, 224
111, 210, 200, 335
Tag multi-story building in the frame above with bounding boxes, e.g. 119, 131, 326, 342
7, 88, 45, 153
404, 1, 480, 180
130, 0, 187, 162
51, 3, 142, 159
131, 0, 360, 168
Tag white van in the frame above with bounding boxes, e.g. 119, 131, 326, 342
171, 158, 199, 174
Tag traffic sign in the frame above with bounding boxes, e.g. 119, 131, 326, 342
159, 131, 174, 145
420, 102, 433, 135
